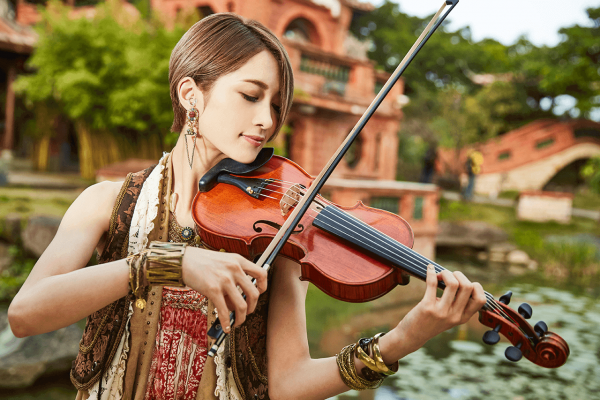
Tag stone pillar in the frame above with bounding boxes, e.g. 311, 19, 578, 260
2, 63, 16, 157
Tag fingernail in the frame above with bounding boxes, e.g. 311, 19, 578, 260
224, 326, 230, 333
428, 264, 434, 271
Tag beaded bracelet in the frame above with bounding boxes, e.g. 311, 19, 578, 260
126, 250, 149, 309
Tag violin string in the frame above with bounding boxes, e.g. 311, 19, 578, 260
306, 204, 516, 323
251, 186, 513, 323
322, 204, 513, 319
252, 189, 509, 321
253, 188, 506, 317
310, 208, 516, 324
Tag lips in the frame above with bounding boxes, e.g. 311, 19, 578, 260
242, 135, 265, 146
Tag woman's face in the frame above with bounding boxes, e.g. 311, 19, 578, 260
195, 50, 282, 164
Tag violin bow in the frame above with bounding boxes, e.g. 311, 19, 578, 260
207, 0, 460, 357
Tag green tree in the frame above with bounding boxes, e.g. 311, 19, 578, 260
351, 1, 517, 96
15, 0, 192, 178
528, 7, 600, 118
581, 157, 600, 194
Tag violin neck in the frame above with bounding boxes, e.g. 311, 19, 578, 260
313, 205, 445, 283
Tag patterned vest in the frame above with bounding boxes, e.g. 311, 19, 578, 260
70, 166, 271, 399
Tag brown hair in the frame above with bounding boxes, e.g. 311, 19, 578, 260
169, 13, 294, 139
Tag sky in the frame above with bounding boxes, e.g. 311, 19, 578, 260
369, 0, 598, 47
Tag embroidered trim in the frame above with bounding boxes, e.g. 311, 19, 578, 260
214, 335, 242, 400
108, 173, 133, 238
70, 296, 131, 391
79, 301, 118, 354
230, 329, 246, 400
243, 326, 268, 385
162, 290, 208, 313
87, 301, 134, 399
128, 154, 168, 255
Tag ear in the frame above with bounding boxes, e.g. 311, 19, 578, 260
177, 77, 205, 114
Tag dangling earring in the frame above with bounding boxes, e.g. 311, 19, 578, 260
185, 98, 199, 169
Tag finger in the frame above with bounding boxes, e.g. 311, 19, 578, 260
211, 295, 232, 334
438, 270, 459, 311
224, 283, 248, 327
238, 257, 268, 294
423, 264, 438, 304
451, 271, 473, 312
237, 274, 261, 314
462, 282, 487, 319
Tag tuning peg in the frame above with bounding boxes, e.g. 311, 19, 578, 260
534, 321, 548, 336
483, 324, 501, 345
498, 291, 512, 305
518, 303, 532, 320
505, 341, 523, 362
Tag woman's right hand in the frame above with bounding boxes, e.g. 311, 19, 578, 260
182, 247, 268, 332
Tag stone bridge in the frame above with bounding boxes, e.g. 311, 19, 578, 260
438, 119, 600, 195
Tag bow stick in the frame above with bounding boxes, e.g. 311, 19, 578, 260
207, 0, 460, 357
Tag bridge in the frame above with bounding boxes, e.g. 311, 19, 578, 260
438, 119, 600, 195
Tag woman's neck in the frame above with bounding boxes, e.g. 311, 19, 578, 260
170, 134, 226, 227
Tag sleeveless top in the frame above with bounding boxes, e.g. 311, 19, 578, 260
71, 162, 273, 400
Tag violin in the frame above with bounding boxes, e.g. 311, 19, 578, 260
192, 150, 569, 368
194, 0, 569, 368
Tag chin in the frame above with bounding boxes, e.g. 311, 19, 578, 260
230, 149, 261, 165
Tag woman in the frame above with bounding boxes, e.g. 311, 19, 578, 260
8, 13, 486, 400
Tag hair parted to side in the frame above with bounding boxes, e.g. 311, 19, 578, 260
169, 13, 294, 140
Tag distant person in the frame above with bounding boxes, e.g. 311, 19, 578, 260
420, 142, 438, 184
462, 150, 483, 201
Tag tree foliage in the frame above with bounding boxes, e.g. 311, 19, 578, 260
581, 157, 600, 194
352, 2, 600, 179
15, 0, 194, 176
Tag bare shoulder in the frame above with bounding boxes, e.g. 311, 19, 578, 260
60, 180, 125, 234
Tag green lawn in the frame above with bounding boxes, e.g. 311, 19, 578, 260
573, 188, 600, 211
0, 188, 80, 219
439, 197, 600, 238
499, 188, 600, 211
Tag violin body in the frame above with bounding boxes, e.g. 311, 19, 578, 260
192, 155, 412, 302
195, 153, 569, 369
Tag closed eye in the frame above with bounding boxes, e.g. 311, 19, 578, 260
242, 93, 258, 102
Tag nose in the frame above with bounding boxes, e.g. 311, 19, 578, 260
253, 101, 274, 132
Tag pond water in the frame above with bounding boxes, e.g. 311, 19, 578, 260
329, 260, 600, 400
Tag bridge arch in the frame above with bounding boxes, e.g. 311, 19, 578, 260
475, 141, 600, 195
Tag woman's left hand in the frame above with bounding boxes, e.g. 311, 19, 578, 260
380, 264, 488, 363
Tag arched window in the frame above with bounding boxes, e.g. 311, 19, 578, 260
284, 18, 318, 45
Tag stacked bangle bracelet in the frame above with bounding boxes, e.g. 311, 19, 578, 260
336, 332, 399, 391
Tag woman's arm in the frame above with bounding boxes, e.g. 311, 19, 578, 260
8, 181, 130, 337
267, 259, 487, 400
8, 180, 269, 338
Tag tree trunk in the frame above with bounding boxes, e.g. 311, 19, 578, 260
75, 122, 122, 179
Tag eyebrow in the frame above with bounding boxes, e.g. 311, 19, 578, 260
243, 79, 269, 90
